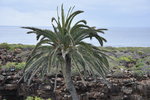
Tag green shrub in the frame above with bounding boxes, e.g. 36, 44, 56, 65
2, 62, 16, 69
0, 43, 11, 50
26, 96, 34, 100
9, 44, 34, 50
137, 51, 144, 55
135, 62, 144, 68
15, 62, 26, 70
0, 43, 35, 50
133, 70, 145, 77
26, 96, 51, 100
131, 65, 150, 77
1, 62, 25, 70
133, 59, 144, 68
118, 56, 135, 62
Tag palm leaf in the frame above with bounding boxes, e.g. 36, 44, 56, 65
21, 6, 109, 87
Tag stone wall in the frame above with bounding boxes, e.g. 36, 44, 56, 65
0, 70, 150, 100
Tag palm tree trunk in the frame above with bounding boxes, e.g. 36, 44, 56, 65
63, 54, 79, 100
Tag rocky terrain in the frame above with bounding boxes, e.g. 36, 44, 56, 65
0, 48, 31, 66
0, 44, 150, 100
0, 68, 150, 100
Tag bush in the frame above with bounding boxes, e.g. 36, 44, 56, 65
0, 43, 11, 50
15, 62, 26, 70
137, 51, 144, 55
26, 96, 51, 100
118, 56, 135, 62
9, 44, 35, 50
132, 59, 144, 69
2, 62, 16, 69
0, 43, 35, 50
131, 65, 150, 77
133, 70, 145, 78
26, 96, 34, 100
1, 62, 26, 70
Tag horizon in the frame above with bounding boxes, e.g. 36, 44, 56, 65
0, 26, 150, 47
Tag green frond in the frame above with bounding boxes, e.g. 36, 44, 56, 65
22, 5, 109, 85
61, 4, 65, 28
65, 10, 84, 29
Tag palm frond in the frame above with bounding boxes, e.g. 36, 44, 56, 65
22, 5, 109, 85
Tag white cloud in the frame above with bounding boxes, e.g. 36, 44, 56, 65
0, 0, 149, 27
0, 7, 56, 26
78, 0, 150, 14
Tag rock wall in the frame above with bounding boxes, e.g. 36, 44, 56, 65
0, 70, 150, 100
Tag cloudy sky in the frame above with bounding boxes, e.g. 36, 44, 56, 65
0, 0, 150, 27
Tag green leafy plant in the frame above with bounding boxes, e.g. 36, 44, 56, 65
2, 62, 16, 69
1, 62, 25, 70
26, 96, 34, 100
22, 5, 109, 100
26, 96, 51, 100
15, 62, 26, 70
118, 56, 135, 62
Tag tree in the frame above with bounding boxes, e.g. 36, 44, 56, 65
22, 5, 109, 100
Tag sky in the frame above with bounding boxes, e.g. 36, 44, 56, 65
0, 0, 150, 27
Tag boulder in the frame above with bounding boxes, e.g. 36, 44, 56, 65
121, 86, 132, 94
5, 84, 17, 90
0, 75, 5, 81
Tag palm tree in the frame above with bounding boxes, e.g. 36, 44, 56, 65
22, 5, 109, 100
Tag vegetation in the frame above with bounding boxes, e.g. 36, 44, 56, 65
101, 46, 150, 54
26, 96, 51, 100
0, 43, 34, 50
118, 56, 135, 62
0, 62, 26, 70
0, 43, 149, 76
132, 70, 145, 78
0, 43, 11, 50
21, 5, 109, 100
